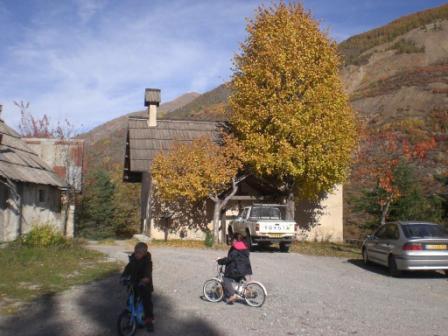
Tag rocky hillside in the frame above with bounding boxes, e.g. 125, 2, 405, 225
340, 10, 448, 126
80, 92, 199, 171
165, 84, 230, 120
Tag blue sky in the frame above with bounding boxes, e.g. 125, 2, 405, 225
0, 0, 446, 131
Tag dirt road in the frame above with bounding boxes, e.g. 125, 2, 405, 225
1, 241, 447, 336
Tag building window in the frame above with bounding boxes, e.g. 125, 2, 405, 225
38, 189, 47, 204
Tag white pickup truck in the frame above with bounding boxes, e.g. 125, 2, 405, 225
228, 204, 297, 252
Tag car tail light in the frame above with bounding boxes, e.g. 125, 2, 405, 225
255, 224, 260, 232
403, 243, 423, 251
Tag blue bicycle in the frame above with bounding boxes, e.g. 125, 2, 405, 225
117, 278, 145, 336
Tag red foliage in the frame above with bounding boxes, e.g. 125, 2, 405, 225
354, 125, 437, 205
16, 101, 75, 140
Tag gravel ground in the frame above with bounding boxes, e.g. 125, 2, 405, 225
1, 241, 447, 336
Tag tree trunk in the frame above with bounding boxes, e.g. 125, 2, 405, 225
380, 199, 391, 225
210, 176, 246, 246
212, 199, 221, 245
286, 191, 295, 221
163, 224, 169, 242
220, 209, 227, 244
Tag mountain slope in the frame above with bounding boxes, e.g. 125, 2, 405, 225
165, 4, 448, 124
81, 4, 448, 169
165, 84, 230, 120
338, 3, 448, 66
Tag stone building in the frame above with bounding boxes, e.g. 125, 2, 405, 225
123, 89, 344, 242
0, 117, 67, 242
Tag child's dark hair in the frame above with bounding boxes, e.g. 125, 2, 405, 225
233, 233, 244, 241
135, 242, 148, 253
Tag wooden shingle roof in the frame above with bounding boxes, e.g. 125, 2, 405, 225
124, 117, 219, 182
0, 119, 66, 188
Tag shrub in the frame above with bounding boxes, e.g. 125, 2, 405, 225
204, 231, 214, 247
387, 39, 425, 54
20, 224, 66, 247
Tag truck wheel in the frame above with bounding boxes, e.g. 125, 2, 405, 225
279, 243, 290, 253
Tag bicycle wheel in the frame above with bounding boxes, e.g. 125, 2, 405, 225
117, 309, 137, 336
244, 282, 266, 307
203, 279, 224, 302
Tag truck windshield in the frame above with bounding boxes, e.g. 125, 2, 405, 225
401, 224, 448, 239
250, 207, 282, 220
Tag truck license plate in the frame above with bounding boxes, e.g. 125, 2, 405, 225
269, 233, 283, 238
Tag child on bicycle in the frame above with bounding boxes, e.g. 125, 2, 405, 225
122, 242, 154, 332
217, 233, 252, 304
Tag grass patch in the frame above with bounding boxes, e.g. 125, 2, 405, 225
147, 239, 360, 258
0, 242, 120, 314
290, 241, 361, 259
149, 239, 227, 250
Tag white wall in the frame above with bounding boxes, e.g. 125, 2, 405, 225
296, 185, 344, 242
0, 182, 63, 242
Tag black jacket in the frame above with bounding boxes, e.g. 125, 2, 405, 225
122, 252, 153, 292
218, 246, 252, 279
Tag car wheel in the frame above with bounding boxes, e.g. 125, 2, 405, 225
388, 255, 401, 277
362, 248, 371, 265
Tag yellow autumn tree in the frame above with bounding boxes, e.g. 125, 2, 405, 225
151, 136, 243, 243
229, 2, 357, 218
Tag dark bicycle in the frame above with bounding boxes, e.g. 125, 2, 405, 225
117, 278, 146, 336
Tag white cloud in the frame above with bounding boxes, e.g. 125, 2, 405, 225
75, 0, 107, 23
1, 0, 378, 131
0, 0, 258, 130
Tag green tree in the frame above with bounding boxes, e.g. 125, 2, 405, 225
229, 2, 357, 218
77, 169, 116, 238
110, 165, 141, 237
355, 162, 443, 229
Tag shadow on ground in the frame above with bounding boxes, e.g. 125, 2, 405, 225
0, 273, 223, 336
348, 259, 448, 279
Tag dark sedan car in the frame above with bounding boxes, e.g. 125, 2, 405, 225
362, 221, 448, 277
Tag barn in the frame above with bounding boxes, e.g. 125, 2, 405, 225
0, 116, 67, 242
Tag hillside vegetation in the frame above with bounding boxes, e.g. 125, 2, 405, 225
166, 84, 230, 120
339, 3, 448, 65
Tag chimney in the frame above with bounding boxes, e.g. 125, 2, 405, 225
144, 88, 161, 127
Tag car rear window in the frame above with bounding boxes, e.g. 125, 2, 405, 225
401, 224, 448, 239
250, 207, 282, 220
